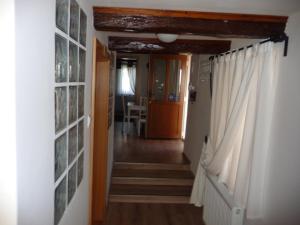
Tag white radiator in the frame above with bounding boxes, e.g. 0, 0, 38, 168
203, 175, 245, 225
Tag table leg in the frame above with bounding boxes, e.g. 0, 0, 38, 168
127, 108, 131, 133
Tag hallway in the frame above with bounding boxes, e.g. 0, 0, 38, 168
114, 122, 187, 164
101, 122, 204, 225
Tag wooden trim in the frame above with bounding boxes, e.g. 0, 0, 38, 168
165, 60, 170, 101
111, 177, 193, 186
89, 38, 97, 225
109, 194, 190, 204
89, 38, 111, 225
113, 162, 190, 171
93, 7, 288, 23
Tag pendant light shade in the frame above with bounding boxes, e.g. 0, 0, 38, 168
156, 33, 178, 43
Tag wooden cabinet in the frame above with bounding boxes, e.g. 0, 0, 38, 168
147, 55, 188, 139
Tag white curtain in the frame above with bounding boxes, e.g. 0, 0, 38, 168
190, 42, 281, 219
128, 65, 136, 94
116, 63, 136, 95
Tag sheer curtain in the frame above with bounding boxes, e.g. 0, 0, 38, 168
116, 63, 136, 95
191, 42, 281, 219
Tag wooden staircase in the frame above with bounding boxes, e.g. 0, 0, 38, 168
109, 162, 194, 204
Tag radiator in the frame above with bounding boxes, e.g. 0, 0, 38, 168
203, 175, 245, 225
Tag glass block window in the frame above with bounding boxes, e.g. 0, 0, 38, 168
69, 0, 79, 41
54, 0, 87, 224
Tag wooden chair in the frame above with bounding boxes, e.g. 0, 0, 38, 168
122, 95, 139, 133
139, 96, 148, 107
137, 96, 148, 137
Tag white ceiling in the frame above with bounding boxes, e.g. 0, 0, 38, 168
91, 0, 300, 16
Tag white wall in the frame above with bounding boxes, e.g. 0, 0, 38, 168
15, 0, 108, 225
15, 0, 55, 224
230, 38, 262, 50
0, 1, 17, 225
261, 11, 300, 225
184, 55, 211, 173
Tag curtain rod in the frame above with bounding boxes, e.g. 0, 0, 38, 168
209, 33, 289, 61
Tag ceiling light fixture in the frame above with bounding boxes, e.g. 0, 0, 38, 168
156, 33, 178, 43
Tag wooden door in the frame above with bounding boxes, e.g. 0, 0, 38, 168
90, 39, 111, 225
147, 55, 188, 139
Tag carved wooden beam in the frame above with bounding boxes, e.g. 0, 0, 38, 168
94, 7, 288, 38
108, 37, 231, 54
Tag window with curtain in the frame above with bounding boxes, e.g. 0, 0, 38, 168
116, 62, 136, 96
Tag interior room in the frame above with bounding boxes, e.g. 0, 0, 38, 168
113, 50, 191, 161
1, 1, 300, 225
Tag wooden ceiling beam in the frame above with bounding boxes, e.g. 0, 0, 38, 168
94, 7, 288, 38
108, 37, 231, 54
94, 7, 287, 23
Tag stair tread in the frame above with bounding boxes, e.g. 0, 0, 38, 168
114, 162, 190, 171
110, 184, 192, 196
112, 168, 194, 179
112, 177, 194, 186
109, 194, 190, 204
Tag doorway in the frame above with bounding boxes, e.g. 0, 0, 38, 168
89, 38, 111, 225
110, 53, 193, 203
113, 53, 190, 164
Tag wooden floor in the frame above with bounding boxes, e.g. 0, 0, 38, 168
114, 122, 188, 164
103, 203, 204, 225
99, 122, 205, 225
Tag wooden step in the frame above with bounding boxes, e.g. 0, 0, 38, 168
112, 177, 194, 186
110, 184, 192, 196
114, 162, 190, 171
112, 168, 194, 179
109, 194, 190, 204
